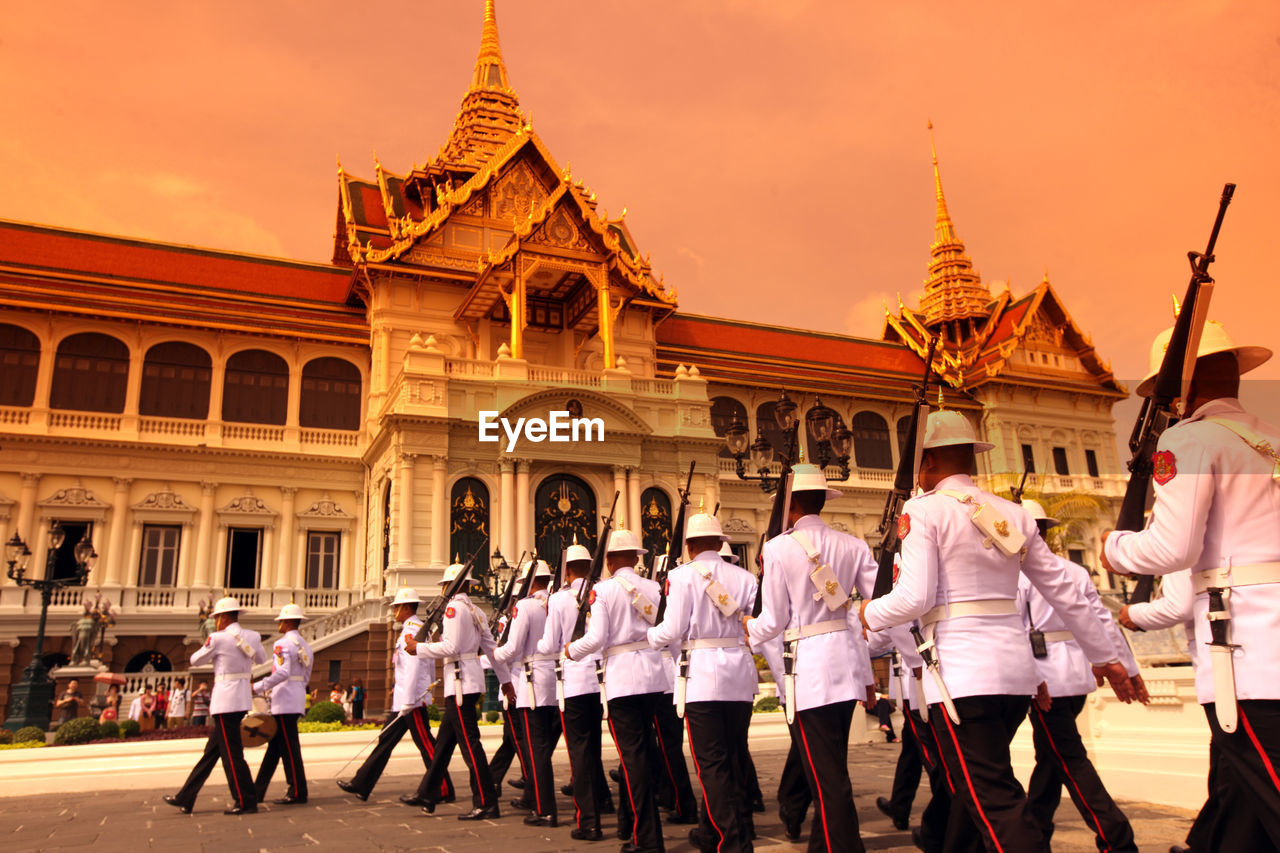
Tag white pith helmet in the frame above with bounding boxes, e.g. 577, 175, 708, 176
211, 596, 241, 617
519, 559, 552, 581
921, 410, 994, 453
1136, 320, 1271, 397
440, 562, 466, 584
275, 603, 307, 622
789, 463, 843, 500
718, 541, 740, 564
607, 527, 647, 555
391, 587, 421, 606
684, 512, 729, 542
566, 532, 591, 563
1021, 498, 1061, 529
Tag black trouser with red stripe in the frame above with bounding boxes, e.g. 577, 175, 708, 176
608, 692, 668, 852
654, 699, 698, 821
928, 695, 1046, 853
416, 693, 496, 808
778, 735, 811, 830
888, 702, 925, 822
254, 713, 306, 802
792, 700, 865, 853
348, 707, 453, 800
1186, 700, 1280, 852
563, 693, 611, 830
684, 701, 754, 853
172, 711, 256, 810
1026, 695, 1136, 851
519, 705, 561, 818
904, 703, 952, 853
489, 705, 525, 788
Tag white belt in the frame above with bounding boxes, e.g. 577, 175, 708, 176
1192, 563, 1280, 596
523, 652, 559, 664
604, 640, 652, 659
287, 675, 307, 682
442, 653, 479, 664
681, 637, 745, 652
1043, 631, 1073, 644
783, 619, 848, 643
215, 672, 250, 682
921, 599, 1017, 628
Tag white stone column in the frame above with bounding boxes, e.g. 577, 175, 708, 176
277, 487, 297, 589
627, 468, 641, 535
431, 456, 448, 567
213, 524, 230, 589
125, 522, 144, 588
612, 466, 628, 526
206, 359, 226, 440
101, 477, 132, 587
702, 472, 718, 515
7, 473, 40, 586
192, 481, 217, 588
259, 526, 275, 591
515, 460, 531, 557
499, 458, 515, 559
121, 345, 144, 430
397, 455, 416, 566
177, 520, 196, 590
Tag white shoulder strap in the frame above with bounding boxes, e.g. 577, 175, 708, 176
788, 529, 821, 562
935, 489, 1027, 560
696, 563, 740, 617
1204, 416, 1280, 481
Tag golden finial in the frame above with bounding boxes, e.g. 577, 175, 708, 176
798, 446, 806, 464
937, 386, 945, 408
572, 532, 579, 545
373, 150, 382, 168
928, 120, 953, 230
698, 496, 705, 512
1172, 294, 1181, 319
336, 155, 344, 174
454, 552, 460, 563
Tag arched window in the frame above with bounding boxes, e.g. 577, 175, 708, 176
449, 477, 490, 579
222, 349, 288, 425
300, 357, 362, 430
897, 415, 915, 461
140, 342, 211, 419
50, 332, 129, 412
710, 396, 747, 458
640, 487, 673, 560
755, 401, 793, 461
534, 474, 597, 562
0, 323, 40, 406
851, 411, 892, 469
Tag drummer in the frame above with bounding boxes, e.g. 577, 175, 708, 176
252, 603, 315, 805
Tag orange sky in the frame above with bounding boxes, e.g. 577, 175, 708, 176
2, 0, 1278, 395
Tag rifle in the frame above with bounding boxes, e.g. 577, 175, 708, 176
1010, 469, 1030, 504
752, 427, 800, 617
571, 491, 620, 641
415, 539, 487, 642
872, 336, 938, 598
488, 549, 527, 636
1122, 183, 1234, 605
655, 461, 696, 622
499, 550, 540, 646
550, 545, 566, 594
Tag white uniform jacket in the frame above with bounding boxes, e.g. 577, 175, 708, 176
1106, 398, 1280, 704
253, 629, 315, 715
1016, 558, 1138, 698
746, 514, 877, 713
494, 590, 556, 708
190, 623, 267, 715
391, 614, 435, 712
568, 567, 669, 700
537, 579, 602, 700
864, 474, 1118, 704
421, 594, 509, 699
1126, 568, 1202, 697
647, 551, 759, 704
867, 625, 924, 707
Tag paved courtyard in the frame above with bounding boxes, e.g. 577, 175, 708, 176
0, 735, 1194, 852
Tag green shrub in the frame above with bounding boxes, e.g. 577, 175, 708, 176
753, 696, 779, 713
14, 726, 44, 743
120, 719, 141, 738
484, 710, 500, 723
0, 729, 12, 744
426, 704, 442, 722
98, 720, 120, 739
54, 717, 100, 745
304, 700, 346, 724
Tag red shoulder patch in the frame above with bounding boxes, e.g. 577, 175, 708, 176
1153, 450, 1177, 486
898, 513, 911, 539
204, 637, 212, 648
892, 560, 902, 584
588, 589, 597, 605
273, 644, 283, 654
445, 606, 456, 619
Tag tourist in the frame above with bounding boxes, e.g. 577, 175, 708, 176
138, 685, 157, 731
350, 677, 365, 720
55, 679, 85, 726
99, 684, 121, 724
191, 681, 211, 726
168, 678, 189, 728
153, 683, 168, 728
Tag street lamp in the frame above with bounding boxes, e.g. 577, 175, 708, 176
805, 397, 853, 479
4, 523, 97, 732
724, 392, 847, 492
486, 548, 513, 607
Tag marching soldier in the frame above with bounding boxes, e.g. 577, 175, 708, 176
494, 559, 562, 826
337, 588, 453, 803
744, 463, 879, 853
538, 538, 613, 841
411, 562, 513, 819
567, 526, 670, 853
648, 512, 758, 853
1017, 499, 1144, 852
164, 596, 267, 815
252, 603, 315, 805
1103, 321, 1280, 852
861, 411, 1134, 853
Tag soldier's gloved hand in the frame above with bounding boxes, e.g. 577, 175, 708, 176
501, 683, 516, 706
1034, 681, 1052, 712
1130, 674, 1150, 705
404, 634, 418, 655
1092, 661, 1135, 703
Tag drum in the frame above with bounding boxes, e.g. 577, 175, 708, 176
240, 696, 276, 747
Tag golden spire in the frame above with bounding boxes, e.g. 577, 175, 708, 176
471, 0, 511, 92
928, 120, 956, 245
436, 0, 523, 171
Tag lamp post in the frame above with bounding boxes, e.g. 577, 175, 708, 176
724, 392, 849, 492
4, 523, 97, 732
486, 548, 513, 607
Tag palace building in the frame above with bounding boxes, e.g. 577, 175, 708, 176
0, 1, 1130, 719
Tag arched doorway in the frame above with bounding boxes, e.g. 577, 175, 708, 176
534, 474, 598, 564
124, 651, 173, 673
639, 487, 672, 567
449, 477, 491, 573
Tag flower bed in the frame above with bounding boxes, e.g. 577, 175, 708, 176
0, 741, 47, 750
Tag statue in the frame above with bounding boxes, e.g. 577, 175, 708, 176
90, 594, 115, 662
69, 602, 96, 665
197, 597, 216, 643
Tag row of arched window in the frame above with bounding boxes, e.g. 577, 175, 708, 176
0, 324, 362, 430
710, 395, 911, 470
